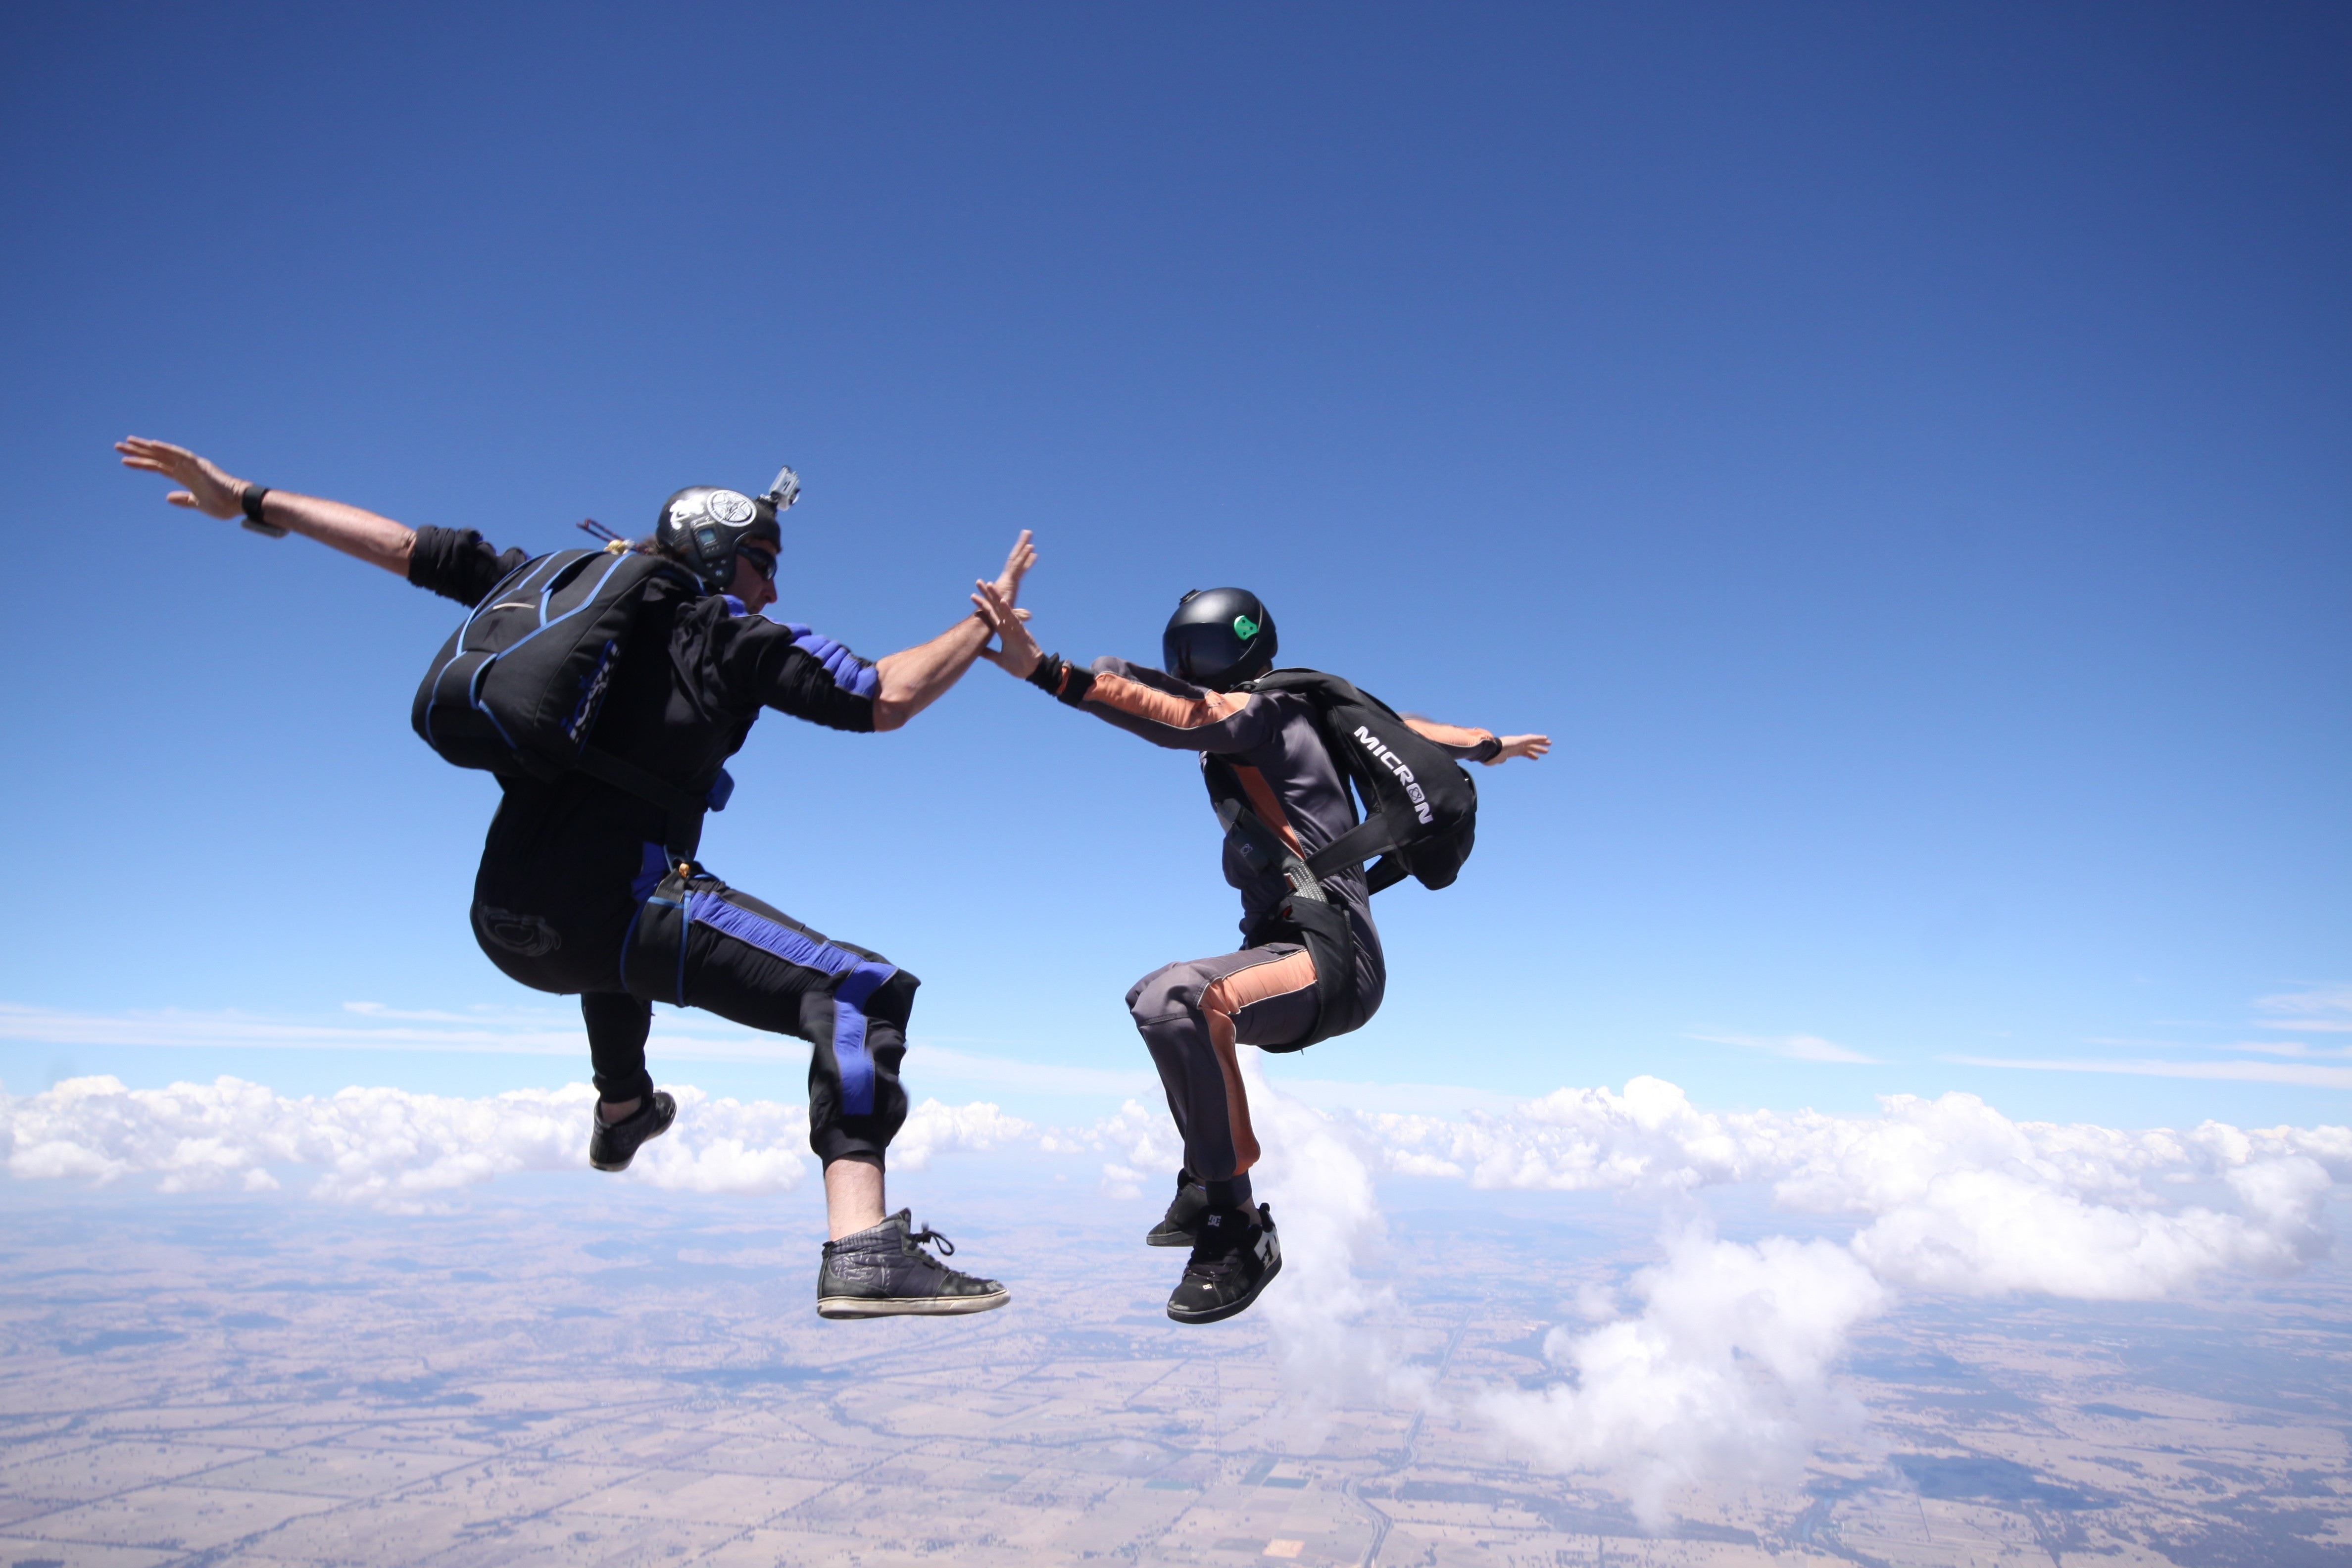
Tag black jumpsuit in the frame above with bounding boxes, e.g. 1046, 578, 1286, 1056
409, 527, 915, 1168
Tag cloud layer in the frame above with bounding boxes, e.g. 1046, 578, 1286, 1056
1049, 1070, 2350, 1523
0, 1077, 1029, 1214
1349, 1075, 2348, 1298
5, 1066, 2344, 1524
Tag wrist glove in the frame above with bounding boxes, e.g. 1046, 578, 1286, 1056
1026, 654, 1095, 706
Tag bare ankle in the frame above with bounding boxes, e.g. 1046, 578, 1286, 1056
600, 1096, 640, 1124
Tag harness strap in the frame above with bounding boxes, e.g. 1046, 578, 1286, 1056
1213, 796, 1327, 905
1303, 816, 1408, 882
1209, 773, 1365, 1047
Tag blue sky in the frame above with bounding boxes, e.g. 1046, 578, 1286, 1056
2, 2, 2345, 1129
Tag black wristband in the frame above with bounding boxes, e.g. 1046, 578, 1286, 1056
1025, 654, 1066, 694
1025, 654, 1095, 706
238, 484, 288, 539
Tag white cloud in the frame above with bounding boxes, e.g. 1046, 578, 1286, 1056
891, 1097, 1034, 1171
1480, 1228, 1886, 1530
1690, 1031, 1876, 1064
2254, 983, 2352, 1033
2225, 1039, 2352, 1059
0, 1077, 1024, 1214
1948, 1053, 2352, 1089
1036, 1098, 1183, 1198
1343, 1077, 2349, 1301
1241, 1054, 1430, 1414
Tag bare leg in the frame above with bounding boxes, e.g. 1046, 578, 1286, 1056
825, 1156, 886, 1240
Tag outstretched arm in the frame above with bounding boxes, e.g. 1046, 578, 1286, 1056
868, 531, 1036, 731
116, 437, 416, 576
1401, 715, 1550, 766
970, 582, 1285, 751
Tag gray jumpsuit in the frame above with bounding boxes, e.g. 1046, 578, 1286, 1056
1064, 657, 1490, 1185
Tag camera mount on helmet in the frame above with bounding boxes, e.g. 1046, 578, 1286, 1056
653, 465, 799, 592
1163, 587, 1278, 690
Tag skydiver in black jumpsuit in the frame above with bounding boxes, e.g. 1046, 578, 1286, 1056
118, 435, 1030, 1319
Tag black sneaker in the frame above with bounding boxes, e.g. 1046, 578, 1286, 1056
1166, 1204, 1281, 1325
1145, 1172, 1209, 1248
817, 1211, 1011, 1320
588, 1090, 676, 1172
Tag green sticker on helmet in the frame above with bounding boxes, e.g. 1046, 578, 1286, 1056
1233, 614, 1260, 639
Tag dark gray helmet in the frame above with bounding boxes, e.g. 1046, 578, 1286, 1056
654, 464, 799, 591
1163, 587, 1277, 690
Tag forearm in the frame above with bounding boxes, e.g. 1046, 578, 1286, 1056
871, 613, 992, 731
1023, 653, 1270, 751
1402, 715, 1499, 759
258, 490, 415, 577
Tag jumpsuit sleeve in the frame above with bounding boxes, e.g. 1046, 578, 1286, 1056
1401, 715, 1503, 762
407, 525, 532, 607
711, 616, 879, 734
1067, 655, 1286, 753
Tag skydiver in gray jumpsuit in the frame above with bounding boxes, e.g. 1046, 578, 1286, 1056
975, 584, 1548, 1323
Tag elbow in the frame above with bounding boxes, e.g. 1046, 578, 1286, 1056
869, 698, 909, 733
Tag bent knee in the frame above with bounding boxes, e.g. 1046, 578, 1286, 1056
859, 968, 920, 1028
1127, 961, 1211, 1028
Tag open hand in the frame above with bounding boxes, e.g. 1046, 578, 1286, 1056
971, 580, 1045, 679
1484, 734, 1551, 765
992, 530, 1038, 605
115, 436, 249, 519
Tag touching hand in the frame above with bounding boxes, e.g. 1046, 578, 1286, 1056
115, 436, 249, 519
1485, 734, 1551, 766
971, 580, 1045, 679
992, 530, 1038, 605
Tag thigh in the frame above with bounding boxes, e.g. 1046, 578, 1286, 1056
1129, 945, 1305, 1023
678, 882, 903, 1037
1204, 946, 1320, 1049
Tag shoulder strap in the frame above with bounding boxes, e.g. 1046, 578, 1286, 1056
1241, 668, 1436, 892
1238, 670, 1394, 881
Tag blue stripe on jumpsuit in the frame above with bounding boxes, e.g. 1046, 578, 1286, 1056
683, 891, 897, 1115
782, 623, 881, 698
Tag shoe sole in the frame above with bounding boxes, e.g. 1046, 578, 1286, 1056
1145, 1229, 1195, 1248
1166, 1252, 1282, 1325
588, 1113, 674, 1173
816, 1288, 1011, 1321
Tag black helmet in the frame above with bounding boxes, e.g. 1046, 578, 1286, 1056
1163, 587, 1277, 690
653, 464, 799, 591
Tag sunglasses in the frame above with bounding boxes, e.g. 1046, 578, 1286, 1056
737, 545, 778, 584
